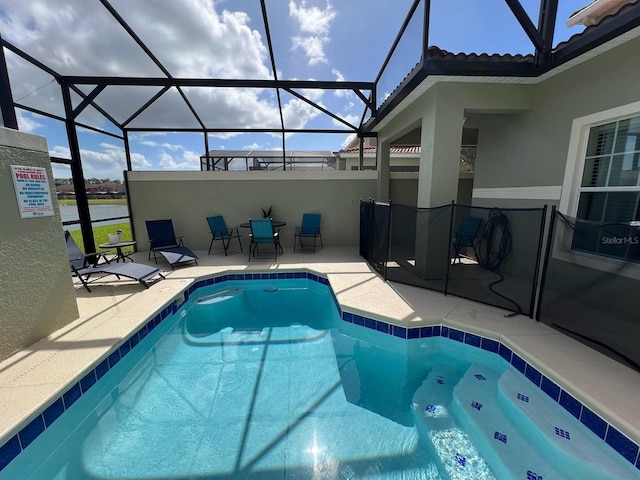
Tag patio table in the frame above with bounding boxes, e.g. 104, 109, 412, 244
98, 240, 136, 263
239, 220, 286, 229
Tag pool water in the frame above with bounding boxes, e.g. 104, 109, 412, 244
2, 278, 639, 479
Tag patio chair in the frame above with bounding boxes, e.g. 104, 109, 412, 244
206, 215, 243, 255
145, 219, 199, 269
248, 218, 282, 261
66, 231, 164, 292
66, 230, 108, 272
293, 213, 323, 253
452, 216, 482, 264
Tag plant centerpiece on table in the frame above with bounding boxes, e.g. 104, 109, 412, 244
261, 206, 272, 218
108, 228, 123, 244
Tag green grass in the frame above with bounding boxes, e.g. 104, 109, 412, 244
70, 222, 133, 254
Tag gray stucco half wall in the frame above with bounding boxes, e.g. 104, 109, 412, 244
0, 127, 79, 362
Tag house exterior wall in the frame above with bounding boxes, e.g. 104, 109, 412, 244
126, 170, 379, 250
369, 36, 640, 360
0, 128, 79, 362
376, 83, 532, 206
473, 35, 640, 209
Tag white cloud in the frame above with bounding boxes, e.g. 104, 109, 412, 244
332, 113, 359, 128
289, 0, 335, 35
49, 143, 151, 180
332, 68, 353, 98
0, 1, 319, 133
16, 110, 43, 133
289, 1, 335, 66
281, 98, 321, 129
298, 87, 325, 104
332, 68, 345, 82
243, 142, 262, 149
0, 0, 345, 156
139, 140, 184, 151
341, 133, 356, 149
291, 36, 329, 66
158, 150, 200, 170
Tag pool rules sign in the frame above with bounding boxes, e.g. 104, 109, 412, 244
10, 165, 55, 218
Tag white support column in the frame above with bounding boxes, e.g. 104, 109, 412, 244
376, 137, 391, 202
417, 98, 463, 207
414, 96, 465, 278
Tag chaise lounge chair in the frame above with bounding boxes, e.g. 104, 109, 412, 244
66, 231, 165, 292
145, 219, 199, 269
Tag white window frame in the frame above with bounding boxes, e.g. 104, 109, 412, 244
557, 100, 640, 279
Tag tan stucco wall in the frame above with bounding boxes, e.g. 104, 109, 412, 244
126, 170, 379, 250
0, 128, 79, 362
372, 35, 640, 209
474, 35, 640, 195
376, 83, 532, 207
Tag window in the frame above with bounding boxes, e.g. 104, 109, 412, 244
460, 128, 477, 174
571, 116, 640, 262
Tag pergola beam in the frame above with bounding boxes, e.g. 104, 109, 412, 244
68, 84, 124, 130
504, 0, 546, 52
284, 87, 358, 131
71, 84, 107, 119
0, 36, 18, 129
61, 83, 96, 253
537, 0, 559, 63
260, 0, 287, 169
125, 127, 356, 134
60, 76, 374, 90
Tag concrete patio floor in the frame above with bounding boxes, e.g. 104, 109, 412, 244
1, 246, 639, 454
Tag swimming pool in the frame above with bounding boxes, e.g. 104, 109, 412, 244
1, 272, 639, 479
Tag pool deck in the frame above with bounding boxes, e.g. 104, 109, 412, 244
1, 246, 640, 452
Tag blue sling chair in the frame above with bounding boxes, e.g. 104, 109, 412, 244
66, 231, 164, 292
248, 218, 282, 261
206, 215, 243, 255
294, 213, 323, 253
452, 216, 483, 264
145, 219, 199, 269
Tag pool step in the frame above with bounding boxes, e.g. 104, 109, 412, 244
497, 369, 640, 480
195, 287, 244, 305
411, 365, 496, 480
451, 363, 564, 480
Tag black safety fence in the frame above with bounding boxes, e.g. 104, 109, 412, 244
359, 200, 547, 317
537, 207, 640, 370
359, 200, 391, 278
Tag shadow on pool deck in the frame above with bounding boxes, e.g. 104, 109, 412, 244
1, 246, 640, 465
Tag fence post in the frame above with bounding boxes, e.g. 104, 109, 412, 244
383, 201, 393, 281
444, 200, 456, 295
528, 204, 548, 318
535, 205, 557, 321
368, 198, 375, 264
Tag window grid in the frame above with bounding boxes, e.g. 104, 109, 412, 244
574, 116, 640, 262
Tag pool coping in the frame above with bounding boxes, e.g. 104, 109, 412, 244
1, 269, 639, 474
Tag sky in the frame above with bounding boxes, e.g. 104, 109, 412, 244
0, 0, 587, 181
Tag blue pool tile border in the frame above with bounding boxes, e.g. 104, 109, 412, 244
0, 301, 177, 472
1, 270, 639, 474
340, 308, 640, 471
